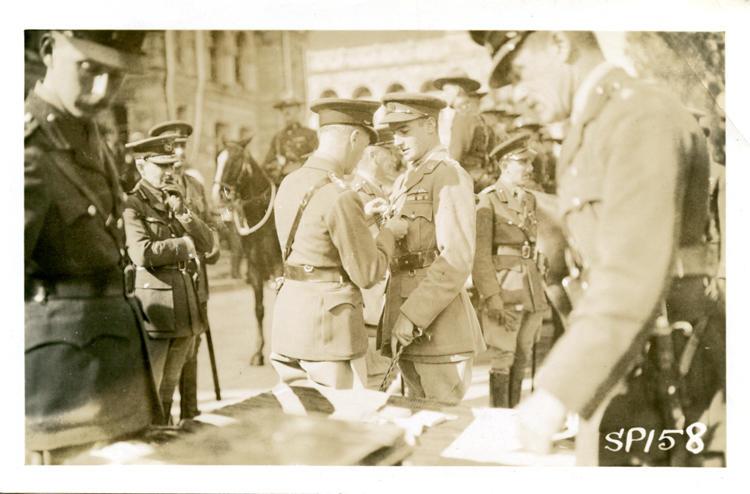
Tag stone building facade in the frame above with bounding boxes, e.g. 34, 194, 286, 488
306, 31, 492, 103
24, 30, 310, 183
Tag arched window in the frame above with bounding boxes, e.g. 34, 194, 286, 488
386, 82, 406, 93
320, 89, 338, 98
352, 86, 373, 99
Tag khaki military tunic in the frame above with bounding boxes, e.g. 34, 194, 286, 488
272, 156, 395, 361
533, 67, 723, 464
378, 146, 485, 359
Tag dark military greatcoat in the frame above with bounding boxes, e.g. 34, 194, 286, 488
24, 86, 155, 451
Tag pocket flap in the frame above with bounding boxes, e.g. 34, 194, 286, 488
400, 201, 433, 221
135, 268, 174, 290
25, 298, 135, 351
323, 290, 359, 312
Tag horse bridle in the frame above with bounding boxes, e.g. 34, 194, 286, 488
215, 150, 277, 236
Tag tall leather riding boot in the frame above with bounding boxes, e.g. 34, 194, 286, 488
508, 363, 525, 408
489, 370, 510, 408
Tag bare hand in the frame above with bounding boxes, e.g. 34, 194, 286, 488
164, 192, 186, 215
390, 313, 416, 356
515, 390, 567, 455
364, 197, 388, 218
486, 293, 505, 325
384, 217, 409, 240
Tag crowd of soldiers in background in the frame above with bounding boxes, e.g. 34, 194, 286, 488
24, 30, 726, 466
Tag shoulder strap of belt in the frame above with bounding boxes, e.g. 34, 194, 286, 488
488, 187, 535, 246
283, 177, 331, 262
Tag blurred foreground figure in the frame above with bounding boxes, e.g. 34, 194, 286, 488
24, 30, 158, 463
472, 30, 725, 466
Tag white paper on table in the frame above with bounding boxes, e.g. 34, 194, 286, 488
316, 385, 391, 421
441, 407, 575, 466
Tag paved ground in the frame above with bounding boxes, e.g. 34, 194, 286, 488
184, 250, 556, 414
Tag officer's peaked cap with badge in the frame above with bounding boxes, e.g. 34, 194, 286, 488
310, 97, 379, 142
148, 120, 194, 142
125, 135, 180, 165
469, 30, 534, 89
380, 92, 447, 125
48, 30, 148, 73
490, 132, 537, 164
433, 69, 481, 93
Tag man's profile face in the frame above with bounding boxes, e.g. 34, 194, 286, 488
392, 118, 435, 164
280, 105, 301, 126
500, 156, 533, 188
506, 33, 573, 124
138, 159, 175, 189
43, 33, 123, 118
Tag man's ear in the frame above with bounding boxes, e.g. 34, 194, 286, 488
550, 31, 573, 64
424, 117, 438, 135
39, 33, 54, 67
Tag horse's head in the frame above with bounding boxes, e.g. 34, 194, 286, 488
212, 136, 276, 233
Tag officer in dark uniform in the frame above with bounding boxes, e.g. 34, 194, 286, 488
472, 133, 548, 408
434, 71, 497, 193
271, 98, 408, 389
123, 135, 215, 424
148, 121, 221, 422
472, 30, 724, 466
263, 95, 319, 185
25, 30, 157, 464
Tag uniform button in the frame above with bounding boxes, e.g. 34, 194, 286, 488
119, 248, 126, 257
572, 197, 581, 207
87, 205, 97, 216
117, 218, 124, 229
25, 112, 33, 123
506, 220, 513, 225
171, 234, 177, 238
46, 113, 56, 122
595, 86, 604, 95
144, 283, 150, 288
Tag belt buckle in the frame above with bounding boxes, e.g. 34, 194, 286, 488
303, 265, 314, 273
521, 243, 531, 259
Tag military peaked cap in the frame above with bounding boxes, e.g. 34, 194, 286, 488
148, 120, 194, 142
125, 135, 180, 165
469, 30, 533, 88
490, 132, 536, 163
50, 30, 147, 72
433, 69, 481, 93
310, 98, 379, 141
380, 92, 447, 124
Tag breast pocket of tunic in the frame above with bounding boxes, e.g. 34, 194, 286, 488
399, 200, 435, 251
